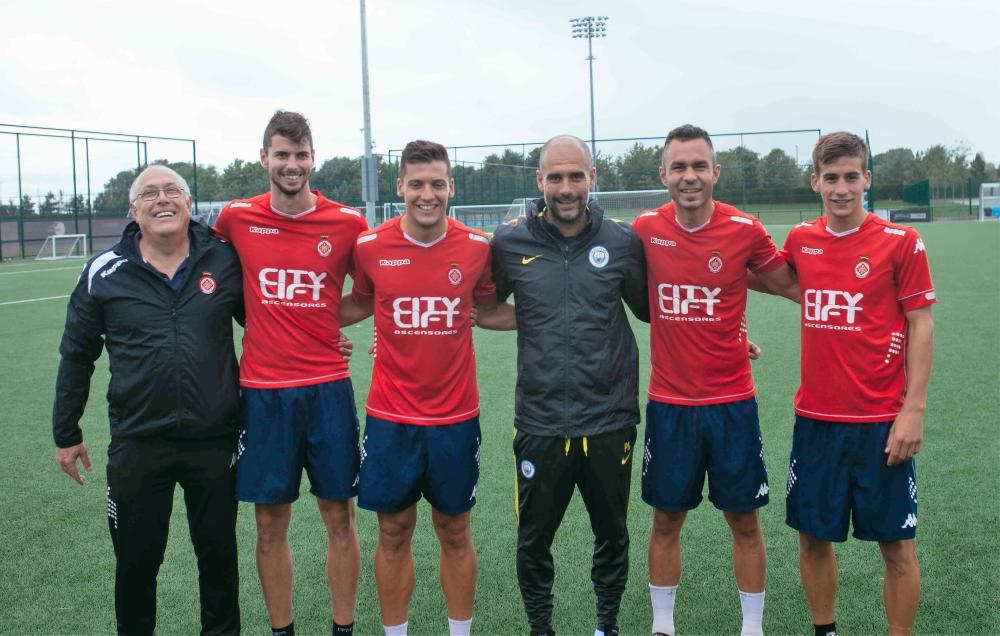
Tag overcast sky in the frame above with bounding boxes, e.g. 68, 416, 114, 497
2, 0, 997, 197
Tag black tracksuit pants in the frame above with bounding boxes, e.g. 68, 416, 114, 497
106, 436, 240, 636
514, 426, 636, 633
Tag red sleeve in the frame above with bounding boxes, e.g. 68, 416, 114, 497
896, 229, 936, 312
473, 248, 497, 305
748, 219, 784, 273
350, 239, 374, 299
780, 226, 799, 271
212, 205, 231, 241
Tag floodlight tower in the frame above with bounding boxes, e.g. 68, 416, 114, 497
570, 16, 608, 185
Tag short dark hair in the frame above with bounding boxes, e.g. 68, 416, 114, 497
812, 132, 867, 174
400, 140, 451, 176
263, 110, 313, 150
662, 124, 715, 163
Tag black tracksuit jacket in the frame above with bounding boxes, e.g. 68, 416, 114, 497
491, 199, 649, 437
53, 220, 243, 447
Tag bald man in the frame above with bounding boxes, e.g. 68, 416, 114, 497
480, 135, 648, 636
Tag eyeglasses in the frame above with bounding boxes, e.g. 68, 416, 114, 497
134, 186, 186, 202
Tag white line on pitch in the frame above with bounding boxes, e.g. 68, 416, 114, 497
0, 266, 81, 276
0, 294, 70, 306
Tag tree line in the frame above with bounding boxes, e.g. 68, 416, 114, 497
2, 142, 997, 217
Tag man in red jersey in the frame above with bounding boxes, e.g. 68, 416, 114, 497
782, 132, 934, 636
633, 124, 796, 636
213, 111, 367, 636
340, 140, 499, 636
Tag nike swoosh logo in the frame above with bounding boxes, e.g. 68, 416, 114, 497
521, 255, 542, 265
621, 453, 632, 465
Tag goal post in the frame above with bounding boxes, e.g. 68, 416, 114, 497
980, 182, 1000, 221
449, 203, 526, 231
35, 234, 88, 261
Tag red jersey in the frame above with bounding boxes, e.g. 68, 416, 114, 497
782, 214, 935, 422
351, 216, 496, 425
633, 201, 784, 405
213, 191, 368, 388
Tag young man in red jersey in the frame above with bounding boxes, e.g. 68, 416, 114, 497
633, 124, 796, 636
213, 111, 367, 636
340, 140, 500, 636
782, 132, 934, 636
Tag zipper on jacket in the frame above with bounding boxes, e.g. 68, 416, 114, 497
562, 253, 570, 435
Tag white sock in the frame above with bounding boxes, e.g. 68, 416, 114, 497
650, 583, 678, 635
448, 617, 472, 636
739, 589, 765, 636
384, 621, 408, 636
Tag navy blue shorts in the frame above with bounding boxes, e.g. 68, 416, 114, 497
641, 398, 769, 512
785, 416, 918, 542
235, 379, 360, 504
358, 416, 481, 515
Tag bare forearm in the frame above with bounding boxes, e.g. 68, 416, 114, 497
901, 308, 934, 413
340, 293, 374, 327
476, 302, 517, 330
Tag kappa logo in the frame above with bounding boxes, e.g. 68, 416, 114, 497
100, 259, 126, 278
901, 514, 917, 529
650, 237, 677, 248
801, 246, 824, 255
230, 202, 252, 208
249, 225, 279, 235
755, 483, 769, 498
379, 258, 411, 267
914, 238, 926, 254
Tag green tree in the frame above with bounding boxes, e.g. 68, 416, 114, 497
716, 147, 761, 195
93, 168, 138, 216
39, 192, 60, 215
616, 143, 661, 189
970, 153, 988, 183
218, 159, 268, 199
760, 149, 801, 189
312, 156, 362, 205
873, 148, 917, 184
21, 194, 36, 215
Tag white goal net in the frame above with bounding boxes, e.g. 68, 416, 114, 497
35, 234, 88, 261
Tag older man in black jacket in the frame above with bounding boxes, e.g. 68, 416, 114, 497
481, 135, 648, 636
53, 164, 244, 636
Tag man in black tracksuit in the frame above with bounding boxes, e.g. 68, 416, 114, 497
53, 165, 243, 636
482, 135, 648, 636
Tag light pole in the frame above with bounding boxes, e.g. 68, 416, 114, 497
570, 16, 607, 189
359, 0, 377, 227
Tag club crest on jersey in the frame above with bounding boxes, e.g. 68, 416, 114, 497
317, 235, 333, 258
854, 256, 871, 279
448, 262, 463, 286
707, 250, 724, 274
520, 460, 536, 479
589, 245, 609, 268
199, 273, 217, 295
